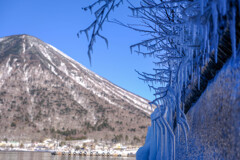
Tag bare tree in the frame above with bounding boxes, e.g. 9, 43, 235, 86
79, 0, 239, 159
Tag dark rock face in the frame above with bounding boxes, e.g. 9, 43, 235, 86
183, 30, 234, 113
176, 55, 240, 159
0, 34, 151, 143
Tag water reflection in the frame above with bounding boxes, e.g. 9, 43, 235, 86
50, 155, 132, 160
0, 151, 135, 160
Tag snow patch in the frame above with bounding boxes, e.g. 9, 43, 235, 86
6, 58, 12, 75
39, 45, 53, 64
59, 62, 68, 76
0, 37, 6, 42
48, 64, 58, 75
47, 44, 90, 72
22, 39, 26, 54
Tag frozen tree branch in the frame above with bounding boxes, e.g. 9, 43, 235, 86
80, 0, 240, 159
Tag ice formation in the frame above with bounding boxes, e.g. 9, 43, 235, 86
133, 0, 239, 159
81, 0, 239, 159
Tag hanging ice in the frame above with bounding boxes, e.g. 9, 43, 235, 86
81, 0, 240, 159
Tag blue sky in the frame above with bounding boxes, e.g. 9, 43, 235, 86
0, 0, 155, 100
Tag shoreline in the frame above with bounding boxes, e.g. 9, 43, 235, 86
0, 150, 136, 158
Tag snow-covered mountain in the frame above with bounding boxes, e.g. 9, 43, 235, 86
0, 34, 151, 143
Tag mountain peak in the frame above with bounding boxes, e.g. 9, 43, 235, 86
0, 34, 39, 42
0, 35, 151, 143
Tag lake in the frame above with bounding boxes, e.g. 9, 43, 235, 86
0, 151, 136, 160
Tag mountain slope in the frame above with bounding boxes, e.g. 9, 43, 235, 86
0, 34, 151, 143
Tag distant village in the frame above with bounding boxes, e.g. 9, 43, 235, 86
0, 138, 140, 157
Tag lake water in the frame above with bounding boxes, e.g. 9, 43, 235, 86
0, 151, 136, 160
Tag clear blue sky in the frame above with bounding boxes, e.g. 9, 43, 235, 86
0, 0, 155, 100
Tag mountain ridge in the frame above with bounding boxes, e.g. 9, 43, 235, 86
0, 34, 149, 102
0, 34, 151, 144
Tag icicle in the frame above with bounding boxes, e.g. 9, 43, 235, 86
207, 39, 210, 62
222, 0, 227, 15
212, 4, 219, 22
164, 123, 167, 159
204, 24, 208, 56
161, 122, 164, 158
198, 66, 200, 90
215, 34, 219, 63
176, 124, 179, 142
185, 67, 187, 87
191, 49, 194, 77
192, 25, 196, 43
181, 68, 184, 92
200, 0, 204, 15
239, 0, 240, 16
157, 124, 159, 151
230, 6, 236, 60
211, 1, 218, 63
202, 53, 205, 66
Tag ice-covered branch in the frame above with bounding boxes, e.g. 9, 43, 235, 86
80, 0, 239, 159
78, 0, 124, 64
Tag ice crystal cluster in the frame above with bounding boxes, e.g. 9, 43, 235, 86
80, 0, 239, 159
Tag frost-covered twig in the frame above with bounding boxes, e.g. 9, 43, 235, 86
78, 0, 124, 64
